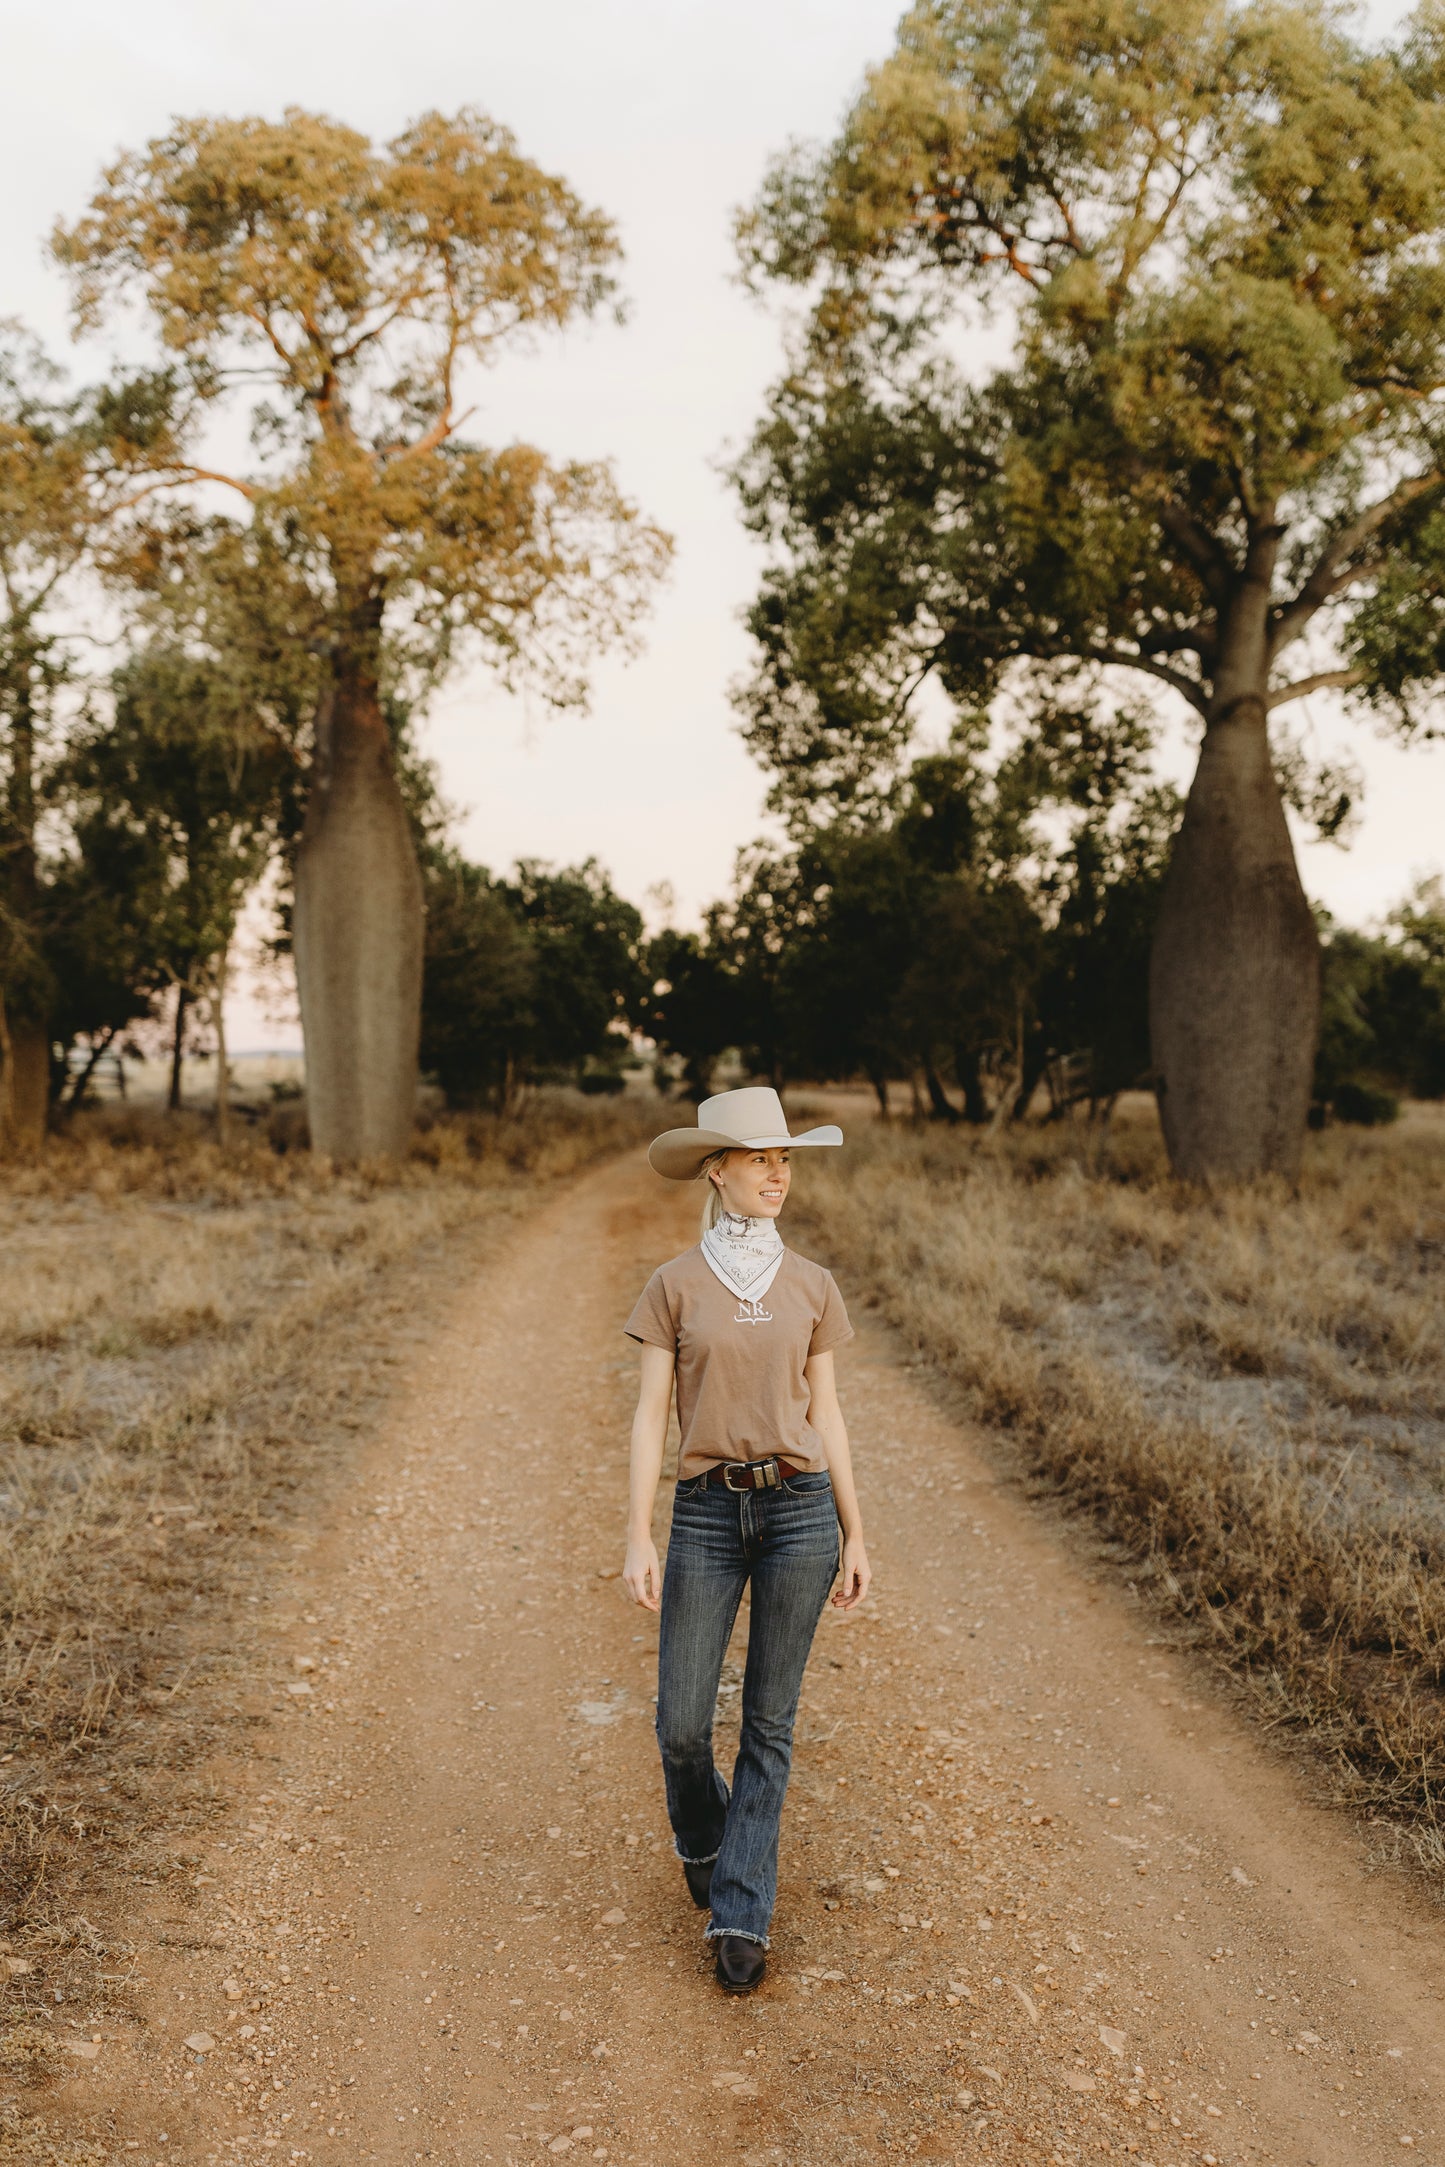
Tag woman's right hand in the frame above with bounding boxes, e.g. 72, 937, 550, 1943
623, 1536, 662, 1612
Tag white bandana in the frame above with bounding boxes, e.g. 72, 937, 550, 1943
700, 1210, 785, 1306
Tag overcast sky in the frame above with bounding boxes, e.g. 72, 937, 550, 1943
4, 0, 1439, 1047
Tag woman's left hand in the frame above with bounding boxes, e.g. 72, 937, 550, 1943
832, 1534, 871, 1610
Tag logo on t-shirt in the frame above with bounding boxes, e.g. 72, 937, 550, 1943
733, 1298, 773, 1326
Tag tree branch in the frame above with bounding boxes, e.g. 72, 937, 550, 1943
1139, 621, 1213, 659
1266, 667, 1366, 711
1155, 498, 1235, 601
1271, 473, 1443, 654
1072, 644, 1210, 714
240, 304, 301, 378
976, 242, 1046, 290
176, 465, 260, 503
332, 289, 431, 368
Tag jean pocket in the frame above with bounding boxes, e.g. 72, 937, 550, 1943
780, 1471, 834, 1497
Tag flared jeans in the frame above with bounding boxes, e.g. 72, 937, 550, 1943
655, 1469, 839, 1946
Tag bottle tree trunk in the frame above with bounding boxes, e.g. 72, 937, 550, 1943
293, 665, 425, 1162
1150, 571, 1320, 1183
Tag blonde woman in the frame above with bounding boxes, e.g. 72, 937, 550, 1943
622, 1087, 871, 1993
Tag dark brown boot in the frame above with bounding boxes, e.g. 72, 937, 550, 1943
713, 1935, 766, 1993
683, 1858, 714, 1910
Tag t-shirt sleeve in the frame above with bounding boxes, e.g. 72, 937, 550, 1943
623, 1268, 678, 1351
808, 1271, 855, 1356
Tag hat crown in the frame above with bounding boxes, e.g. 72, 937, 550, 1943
696, 1086, 789, 1143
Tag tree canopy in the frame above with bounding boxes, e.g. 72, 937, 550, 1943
733, 0, 1445, 1177
53, 107, 669, 706
52, 107, 671, 1158
736, 0, 1445, 770
0, 323, 188, 1144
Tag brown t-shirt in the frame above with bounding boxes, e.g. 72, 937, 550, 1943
623, 1247, 854, 1480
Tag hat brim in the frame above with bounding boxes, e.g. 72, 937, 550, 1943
647, 1123, 843, 1181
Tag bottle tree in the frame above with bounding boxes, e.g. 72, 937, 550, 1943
55, 109, 670, 1159
735, 0, 1445, 1180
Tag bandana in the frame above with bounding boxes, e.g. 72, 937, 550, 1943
700, 1209, 785, 1306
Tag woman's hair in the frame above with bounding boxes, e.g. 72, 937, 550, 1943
699, 1148, 733, 1235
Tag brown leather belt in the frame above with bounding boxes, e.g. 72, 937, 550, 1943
701, 1456, 806, 1493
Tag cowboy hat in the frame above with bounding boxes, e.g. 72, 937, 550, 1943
647, 1086, 843, 1181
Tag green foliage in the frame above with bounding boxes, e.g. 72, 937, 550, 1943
656, 710, 1178, 1113
503, 859, 647, 1079
52, 108, 671, 710
62, 645, 293, 1010
0, 322, 192, 1098
642, 928, 745, 1100
1330, 1078, 1401, 1127
419, 850, 535, 1107
733, 0, 1445, 819
1315, 880, 1445, 1115
419, 850, 645, 1107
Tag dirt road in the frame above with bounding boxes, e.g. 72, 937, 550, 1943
40, 1152, 1445, 2165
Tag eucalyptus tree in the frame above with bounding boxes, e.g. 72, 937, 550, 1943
55, 108, 671, 1159
63, 644, 294, 1126
0, 324, 184, 1149
737, 0, 1445, 1179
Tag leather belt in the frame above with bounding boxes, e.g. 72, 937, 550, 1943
701, 1455, 805, 1492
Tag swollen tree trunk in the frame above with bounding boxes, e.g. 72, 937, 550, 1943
1150, 570, 1320, 1183
293, 671, 424, 1161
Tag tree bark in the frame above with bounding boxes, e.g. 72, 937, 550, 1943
954, 1044, 990, 1124
0, 677, 50, 1154
213, 945, 231, 1151
1011, 1033, 1049, 1123
58, 1028, 114, 1121
293, 670, 425, 1161
923, 1062, 961, 1122
0, 996, 49, 1153
1150, 571, 1320, 1183
169, 985, 188, 1112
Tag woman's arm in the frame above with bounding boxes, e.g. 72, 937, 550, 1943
804, 1349, 872, 1611
623, 1341, 675, 1612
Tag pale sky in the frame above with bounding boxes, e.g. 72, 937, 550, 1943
3, 0, 1440, 1049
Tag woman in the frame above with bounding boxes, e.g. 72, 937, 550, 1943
622, 1086, 871, 1993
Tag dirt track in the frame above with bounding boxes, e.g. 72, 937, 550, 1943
40, 1151, 1445, 2165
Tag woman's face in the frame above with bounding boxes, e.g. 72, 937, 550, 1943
711, 1147, 792, 1220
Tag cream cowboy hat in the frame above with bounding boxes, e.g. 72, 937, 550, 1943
647, 1086, 843, 1181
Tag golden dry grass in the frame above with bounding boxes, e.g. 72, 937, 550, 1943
0, 1090, 659, 1942
795, 1097, 1445, 1847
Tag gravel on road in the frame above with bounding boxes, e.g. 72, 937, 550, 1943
38, 1152, 1445, 2166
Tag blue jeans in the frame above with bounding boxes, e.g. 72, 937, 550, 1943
655, 1469, 839, 1946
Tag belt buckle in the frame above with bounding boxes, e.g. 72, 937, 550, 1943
723, 1457, 779, 1492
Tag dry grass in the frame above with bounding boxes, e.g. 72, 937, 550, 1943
0, 1090, 659, 1946
794, 1096, 1445, 1849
